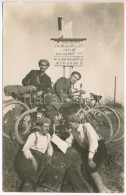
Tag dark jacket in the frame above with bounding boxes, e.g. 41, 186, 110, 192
22, 70, 51, 92
52, 77, 72, 102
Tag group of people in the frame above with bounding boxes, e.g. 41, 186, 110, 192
14, 59, 110, 192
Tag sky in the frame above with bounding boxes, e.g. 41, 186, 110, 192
2, 1, 124, 104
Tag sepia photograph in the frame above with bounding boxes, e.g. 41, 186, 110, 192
2, 0, 124, 193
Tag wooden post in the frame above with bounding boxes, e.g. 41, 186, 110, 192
63, 66, 66, 77
114, 76, 116, 106
69, 66, 73, 76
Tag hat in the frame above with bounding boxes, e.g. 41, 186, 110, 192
36, 117, 51, 125
67, 114, 81, 123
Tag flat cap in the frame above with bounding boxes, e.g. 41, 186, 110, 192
36, 117, 51, 125
67, 114, 81, 123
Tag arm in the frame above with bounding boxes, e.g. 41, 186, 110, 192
55, 78, 71, 101
37, 76, 52, 96
46, 77, 52, 90
22, 133, 39, 170
54, 78, 65, 99
83, 123, 99, 168
22, 133, 36, 159
47, 141, 53, 157
84, 123, 99, 159
22, 70, 33, 86
46, 142, 53, 164
46, 134, 53, 164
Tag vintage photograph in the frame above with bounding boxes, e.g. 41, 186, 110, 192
2, 1, 124, 192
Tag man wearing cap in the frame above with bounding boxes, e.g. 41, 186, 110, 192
14, 117, 53, 192
22, 59, 52, 96
64, 114, 110, 193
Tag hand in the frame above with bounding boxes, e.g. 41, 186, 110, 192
32, 86, 37, 91
46, 155, 52, 165
36, 91, 43, 96
65, 98, 72, 102
88, 158, 96, 168
30, 157, 38, 170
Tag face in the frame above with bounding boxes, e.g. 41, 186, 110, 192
39, 123, 50, 135
68, 121, 79, 130
70, 74, 80, 84
39, 62, 48, 72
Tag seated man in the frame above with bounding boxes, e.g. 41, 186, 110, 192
64, 114, 110, 193
22, 59, 52, 96
14, 117, 53, 192
45, 71, 82, 124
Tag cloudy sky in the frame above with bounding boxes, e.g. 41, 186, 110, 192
3, 2, 124, 104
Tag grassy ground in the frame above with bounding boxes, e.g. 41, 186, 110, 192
3, 106, 124, 192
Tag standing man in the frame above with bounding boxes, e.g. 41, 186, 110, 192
64, 114, 110, 193
22, 59, 52, 96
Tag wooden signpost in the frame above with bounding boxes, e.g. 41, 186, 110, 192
51, 17, 87, 77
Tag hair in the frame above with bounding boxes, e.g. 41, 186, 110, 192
71, 71, 81, 80
38, 59, 50, 67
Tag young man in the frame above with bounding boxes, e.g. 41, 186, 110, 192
65, 114, 110, 193
43, 71, 82, 135
22, 59, 52, 96
14, 117, 53, 192
45, 71, 82, 121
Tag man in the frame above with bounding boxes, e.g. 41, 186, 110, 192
64, 114, 110, 193
43, 71, 82, 135
22, 59, 52, 96
53, 71, 81, 103
14, 117, 53, 192
45, 71, 82, 121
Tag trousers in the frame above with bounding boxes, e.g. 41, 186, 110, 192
14, 148, 46, 183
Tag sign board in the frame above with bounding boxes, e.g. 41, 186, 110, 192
51, 38, 86, 66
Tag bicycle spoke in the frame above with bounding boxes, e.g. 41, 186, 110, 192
3, 101, 29, 139
96, 106, 120, 139
85, 109, 113, 142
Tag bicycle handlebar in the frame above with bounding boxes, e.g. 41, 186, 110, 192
73, 89, 86, 94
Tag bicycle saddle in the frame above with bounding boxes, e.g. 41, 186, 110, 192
90, 93, 102, 100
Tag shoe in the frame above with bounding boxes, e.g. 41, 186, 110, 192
22, 182, 34, 192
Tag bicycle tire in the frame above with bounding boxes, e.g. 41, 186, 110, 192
95, 106, 120, 139
84, 109, 113, 143
109, 109, 124, 142
3, 100, 29, 139
110, 106, 124, 117
15, 107, 40, 144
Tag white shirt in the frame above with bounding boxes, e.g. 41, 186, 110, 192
22, 132, 53, 159
65, 123, 100, 159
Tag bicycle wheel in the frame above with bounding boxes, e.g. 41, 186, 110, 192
85, 109, 113, 143
110, 107, 124, 117
109, 109, 124, 142
3, 100, 29, 139
95, 106, 120, 139
15, 107, 45, 144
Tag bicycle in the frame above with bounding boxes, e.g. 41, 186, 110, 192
3, 86, 51, 140
89, 92, 123, 142
15, 86, 113, 144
